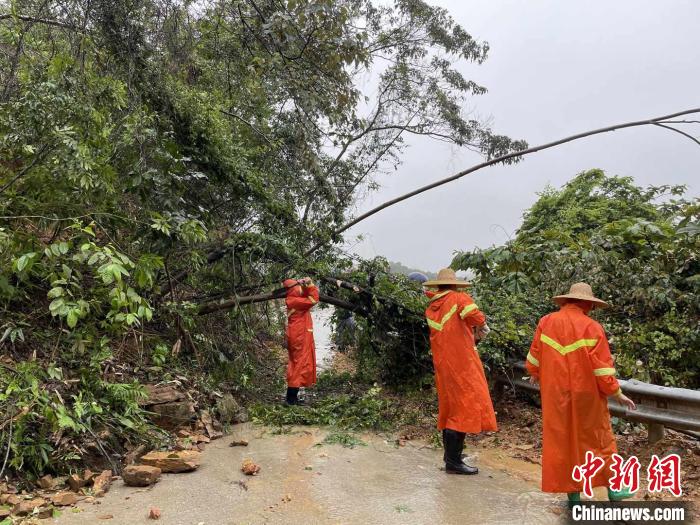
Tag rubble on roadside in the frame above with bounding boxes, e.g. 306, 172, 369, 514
0, 381, 251, 521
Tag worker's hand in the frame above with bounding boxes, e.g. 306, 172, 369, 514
616, 391, 636, 411
528, 375, 539, 385
299, 277, 313, 286
477, 323, 491, 339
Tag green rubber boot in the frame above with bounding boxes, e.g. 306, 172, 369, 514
567, 492, 581, 510
608, 487, 634, 501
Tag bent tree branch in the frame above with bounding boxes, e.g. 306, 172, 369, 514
305, 107, 700, 256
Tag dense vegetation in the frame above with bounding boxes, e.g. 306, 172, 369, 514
454, 170, 700, 387
1, 0, 697, 486
0, 0, 526, 479
329, 171, 699, 390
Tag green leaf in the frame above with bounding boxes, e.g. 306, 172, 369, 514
47, 287, 64, 299
66, 310, 78, 328
16, 252, 36, 272
49, 298, 65, 313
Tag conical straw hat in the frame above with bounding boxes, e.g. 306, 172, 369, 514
423, 268, 470, 288
552, 282, 609, 308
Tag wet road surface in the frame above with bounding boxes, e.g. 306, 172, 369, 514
54, 424, 560, 525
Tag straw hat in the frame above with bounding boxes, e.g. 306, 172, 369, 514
552, 282, 609, 308
423, 268, 470, 288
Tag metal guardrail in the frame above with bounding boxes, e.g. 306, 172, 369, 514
497, 362, 700, 443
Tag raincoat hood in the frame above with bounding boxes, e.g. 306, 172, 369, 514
426, 290, 452, 312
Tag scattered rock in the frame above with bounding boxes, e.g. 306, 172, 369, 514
67, 474, 87, 492
37, 474, 56, 490
176, 429, 191, 438
148, 507, 162, 520
123, 465, 162, 487
235, 408, 250, 424
282, 494, 292, 503
215, 393, 240, 421
1, 494, 21, 506
12, 497, 47, 516
174, 439, 198, 451
200, 411, 223, 440
141, 384, 185, 406
51, 491, 78, 506
229, 440, 249, 447
139, 450, 202, 473
92, 470, 113, 497
0, 506, 10, 519
83, 469, 98, 483
37, 505, 54, 519
241, 458, 260, 476
149, 400, 196, 430
191, 434, 210, 444
304, 465, 313, 471
97, 513, 114, 519
124, 444, 148, 466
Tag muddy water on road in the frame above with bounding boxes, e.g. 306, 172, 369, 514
54, 424, 560, 525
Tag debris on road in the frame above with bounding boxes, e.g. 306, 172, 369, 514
51, 491, 78, 506
241, 458, 260, 475
229, 439, 249, 447
148, 506, 162, 519
139, 450, 202, 473
92, 469, 113, 497
123, 465, 162, 487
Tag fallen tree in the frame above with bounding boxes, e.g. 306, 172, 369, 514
197, 289, 367, 316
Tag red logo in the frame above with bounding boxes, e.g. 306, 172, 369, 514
609, 453, 641, 494
647, 454, 682, 497
572, 451, 605, 498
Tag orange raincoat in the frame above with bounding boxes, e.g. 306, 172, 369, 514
526, 302, 621, 493
425, 290, 498, 434
284, 280, 319, 388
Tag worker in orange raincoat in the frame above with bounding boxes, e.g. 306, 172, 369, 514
424, 268, 497, 475
283, 277, 319, 405
526, 283, 637, 504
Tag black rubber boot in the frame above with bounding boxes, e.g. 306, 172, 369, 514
444, 429, 478, 475
285, 387, 299, 405
443, 429, 466, 464
442, 430, 447, 462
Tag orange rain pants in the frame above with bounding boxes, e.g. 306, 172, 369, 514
425, 290, 497, 434
526, 302, 621, 493
284, 281, 319, 388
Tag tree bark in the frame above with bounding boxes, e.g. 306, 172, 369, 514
197, 290, 366, 316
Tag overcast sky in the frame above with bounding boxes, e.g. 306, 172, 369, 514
347, 0, 700, 272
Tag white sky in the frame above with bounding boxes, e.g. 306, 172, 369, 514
347, 0, 700, 272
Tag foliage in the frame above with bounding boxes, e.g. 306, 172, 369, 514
452, 170, 700, 387
322, 257, 434, 388
250, 385, 395, 430
322, 430, 367, 448
0, 357, 157, 478
0, 0, 522, 475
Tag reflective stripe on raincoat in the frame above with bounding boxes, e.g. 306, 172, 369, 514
526, 302, 620, 493
285, 283, 319, 388
425, 290, 497, 434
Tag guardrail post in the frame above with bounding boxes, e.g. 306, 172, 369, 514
647, 422, 665, 444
